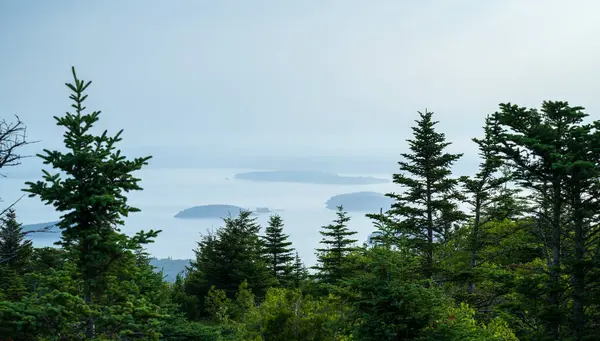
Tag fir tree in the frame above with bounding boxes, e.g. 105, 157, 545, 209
186, 210, 275, 316
375, 109, 464, 280
0, 209, 32, 272
22, 67, 160, 338
0, 209, 33, 300
262, 214, 295, 286
290, 251, 308, 288
313, 206, 358, 285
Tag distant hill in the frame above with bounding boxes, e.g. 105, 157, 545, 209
366, 231, 383, 246
21, 221, 61, 240
174, 205, 273, 219
325, 191, 393, 212
235, 170, 389, 185
149, 258, 191, 283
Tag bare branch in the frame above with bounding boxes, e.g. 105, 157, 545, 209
0, 194, 25, 217
0, 115, 39, 176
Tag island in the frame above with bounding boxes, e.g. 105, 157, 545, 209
325, 191, 394, 212
21, 221, 61, 240
234, 170, 389, 185
149, 258, 192, 283
174, 205, 274, 219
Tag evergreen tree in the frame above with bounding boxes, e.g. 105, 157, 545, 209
290, 251, 308, 288
556, 108, 600, 340
373, 109, 464, 280
185, 210, 275, 317
0, 209, 32, 272
214, 211, 274, 296
458, 116, 524, 295
493, 101, 600, 340
262, 214, 295, 286
22, 67, 160, 338
0, 209, 33, 300
313, 206, 358, 285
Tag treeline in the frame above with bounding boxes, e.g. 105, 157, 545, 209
1, 68, 600, 341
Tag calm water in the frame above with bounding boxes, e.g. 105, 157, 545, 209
2, 168, 395, 266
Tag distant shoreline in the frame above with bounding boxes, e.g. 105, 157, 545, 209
235, 170, 389, 185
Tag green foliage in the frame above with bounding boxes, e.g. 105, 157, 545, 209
185, 211, 275, 318
0, 209, 32, 272
205, 286, 231, 323
8, 66, 600, 341
9, 67, 164, 339
339, 245, 448, 340
418, 303, 518, 341
239, 287, 351, 341
370, 109, 465, 280
263, 215, 295, 286
290, 251, 309, 289
493, 101, 600, 340
0, 209, 33, 301
159, 318, 231, 341
313, 206, 358, 286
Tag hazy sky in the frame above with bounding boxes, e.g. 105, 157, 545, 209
2, 0, 600, 161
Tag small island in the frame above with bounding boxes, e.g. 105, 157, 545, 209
325, 191, 393, 212
21, 221, 61, 243
174, 205, 273, 219
21, 221, 60, 235
235, 170, 389, 185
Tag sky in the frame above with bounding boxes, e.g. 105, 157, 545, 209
2, 0, 600, 167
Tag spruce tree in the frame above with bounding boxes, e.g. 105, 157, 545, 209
375, 109, 464, 280
313, 206, 358, 285
22, 67, 160, 338
0, 209, 32, 271
186, 211, 275, 314
262, 214, 295, 286
290, 251, 308, 288
0, 209, 33, 300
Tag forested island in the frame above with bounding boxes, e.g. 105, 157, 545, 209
235, 170, 389, 185
149, 258, 191, 283
174, 205, 272, 219
2, 68, 600, 341
325, 191, 393, 212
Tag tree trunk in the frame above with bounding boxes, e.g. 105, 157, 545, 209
426, 184, 434, 283
572, 189, 585, 340
84, 279, 95, 339
548, 180, 562, 339
468, 199, 482, 294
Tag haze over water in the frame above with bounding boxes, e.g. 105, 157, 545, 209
4, 167, 395, 267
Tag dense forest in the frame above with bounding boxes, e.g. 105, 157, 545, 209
1, 68, 600, 341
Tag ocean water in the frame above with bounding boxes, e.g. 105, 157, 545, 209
2, 168, 396, 267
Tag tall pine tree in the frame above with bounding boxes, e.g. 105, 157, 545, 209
262, 214, 295, 286
22, 67, 160, 338
376, 109, 464, 281
313, 206, 358, 285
